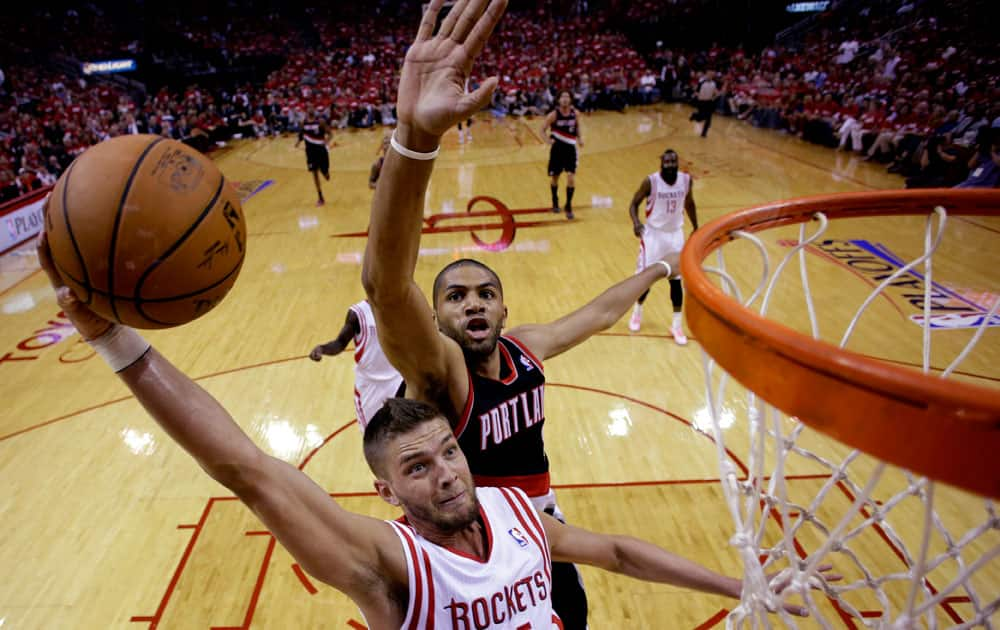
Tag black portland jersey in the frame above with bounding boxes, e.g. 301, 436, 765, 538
550, 108, 578, 145
454, 336, 549, 496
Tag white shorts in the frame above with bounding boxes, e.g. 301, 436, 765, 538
636, 228, 685, 274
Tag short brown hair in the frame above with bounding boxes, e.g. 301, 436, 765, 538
363, 398, 448, 477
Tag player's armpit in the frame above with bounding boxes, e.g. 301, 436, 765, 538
231, 453, 407, 597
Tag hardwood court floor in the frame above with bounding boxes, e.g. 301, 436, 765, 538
1, 104, 997, 629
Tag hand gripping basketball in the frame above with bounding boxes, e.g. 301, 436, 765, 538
37, 228, 114, 341
395, 0, 507, 145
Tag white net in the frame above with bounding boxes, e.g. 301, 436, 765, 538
698, 207, 1000, 628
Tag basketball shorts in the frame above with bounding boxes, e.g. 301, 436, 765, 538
637, 227, 685, 274
531, 490, 589, 630
547, 140, 577, 176
305, 142, 329, 176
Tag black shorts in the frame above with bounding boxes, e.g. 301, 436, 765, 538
305, 142, 329, 175
547, 140, 577, 175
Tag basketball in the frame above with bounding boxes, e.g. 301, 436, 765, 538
44, 135, 246, 329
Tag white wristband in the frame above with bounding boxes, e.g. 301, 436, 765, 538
88, 325, 152, 373
654, 260, 672, 277
390, 129, 440, 160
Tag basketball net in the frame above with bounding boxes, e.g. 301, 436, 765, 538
695, 206, 999, 628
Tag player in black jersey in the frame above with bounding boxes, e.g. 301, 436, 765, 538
540, 91, 584, 219
294, 108, 332, 206
365, 56, 675, 628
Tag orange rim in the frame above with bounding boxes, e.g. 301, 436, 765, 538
680, 188, 1000, 499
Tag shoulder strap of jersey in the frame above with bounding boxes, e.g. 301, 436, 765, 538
387, 522, 436, 630
503, 335, 544, 373
496, 487, 552, 581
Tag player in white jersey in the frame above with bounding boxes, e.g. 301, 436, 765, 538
628, 149, 699, 344
389, 484, 562, 629
310, 300, 404, 429
36, 3, 832, 626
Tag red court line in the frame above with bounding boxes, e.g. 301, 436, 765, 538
211, 534, 277, 630
547, 382, 750, 477
552, 473, 830, 491
347, 620, 368, 630
292, 563, 318, 595
835, 481, 963, 625
245, 530, 270, 536
596, 331, 698, 342
299, 420, 358, 470
0, 267, 41, 298
1, 355, 309, 442
955, 216, 1000, 236
693, 608, 729, 629
2, 395, 133, 442
130, 498, 218, 628
176, 524, 196, 530
865, 354, 1000, 385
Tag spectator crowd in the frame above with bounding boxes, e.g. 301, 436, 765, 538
2, 0, 997, 203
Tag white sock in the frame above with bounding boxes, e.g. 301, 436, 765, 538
672, 312, 682, 328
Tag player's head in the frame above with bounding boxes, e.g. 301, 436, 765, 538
365, 398, 479, 533
661, 149, 679, 184
432, 259, 507, 361
558, 91, 572, 108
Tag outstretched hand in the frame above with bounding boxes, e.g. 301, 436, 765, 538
395, 0, 508, 146
36, 225, 115, 341
769, 564, 842, 617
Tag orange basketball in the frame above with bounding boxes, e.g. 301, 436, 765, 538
44, 135, 247, 329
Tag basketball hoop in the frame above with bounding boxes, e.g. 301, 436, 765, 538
680, 189, 1000, 627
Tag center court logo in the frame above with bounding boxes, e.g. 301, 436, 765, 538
334, 196, 568, 252
780, 238, 1000, 329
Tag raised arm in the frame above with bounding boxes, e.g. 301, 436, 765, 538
37, 233, 402, 603
628, 176, 651, 237
310, 308, 360, 361
361, 0, 507, 414
541, 513, 831, 617
508, 262, 670, 361
684, 178, 699, 231
543, 513, 739, 598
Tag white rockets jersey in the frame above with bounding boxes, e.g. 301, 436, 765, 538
644, 170, 691, 232
350, 300, 404, 429
388, 487, 563, 630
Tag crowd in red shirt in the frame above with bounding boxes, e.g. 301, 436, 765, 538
3, 0, 997, 203
645, 0, 998, 186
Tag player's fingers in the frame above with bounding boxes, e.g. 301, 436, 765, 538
462, 0, 507, 59
36, 230, 65, 290
437, 0, 471, 40
785, 604, 809, 617
459, 76, 498, 116
416, 0, 446, 41
449, 0, 488, 43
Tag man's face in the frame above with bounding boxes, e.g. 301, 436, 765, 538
434, 266, 507, 360
377, 419, 479, 533
559, 92, 572, 108
661, 151, 679, 171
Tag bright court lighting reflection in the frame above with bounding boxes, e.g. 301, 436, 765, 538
692, 405, 735, 436
260, 419, 326, 461
606, 406, 632, 437
2, 291, 36, 314
120, 428, 157, 456
297, 215, 319, 230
